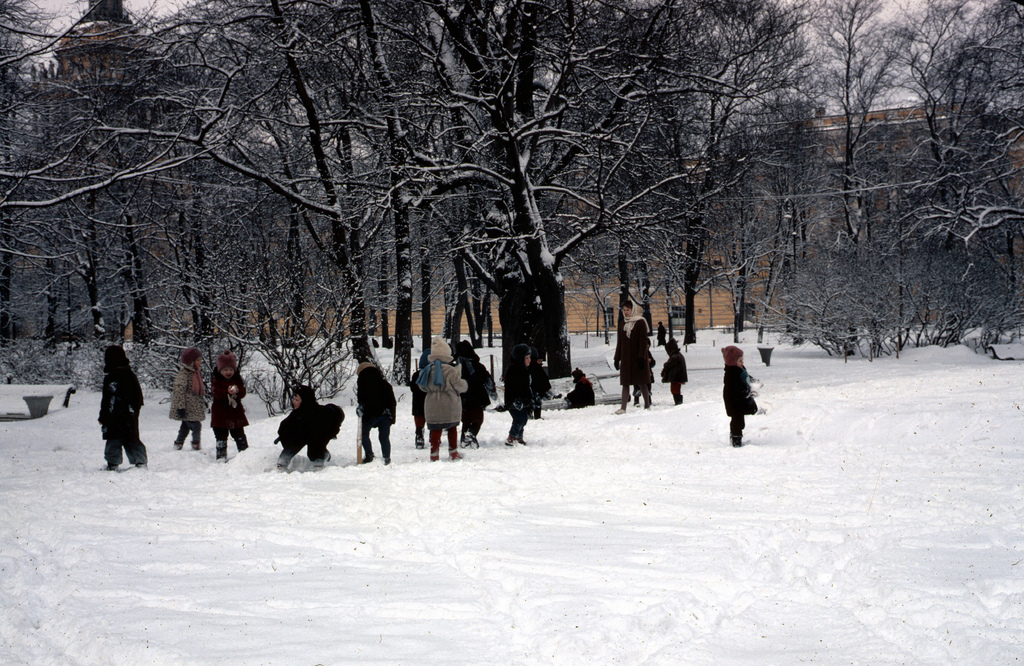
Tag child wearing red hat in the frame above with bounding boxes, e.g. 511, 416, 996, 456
211, 350, 249, 461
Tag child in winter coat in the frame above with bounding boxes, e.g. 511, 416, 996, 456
170, 347, 206, 450
356, 362, 397, 465
210, 350, 249, 461
276, 385, 344, 470
455, 340, 496, 449
660, 338, 689, 405
722, 345, 756, 447
99, 345, 148, 470
409, 349, 430, 449
502, 343, 533, 445
565, 368, 595, 409
418, 337, 468, 461
529, 347, 552, 419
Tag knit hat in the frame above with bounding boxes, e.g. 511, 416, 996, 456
571, 368, 585, 383
357, 361, 376, 376
181, 347, 202, 366
722, 346, 744, 367
104, 345, 129, 372
511, 343, 531, 363
430, 336, 452, 360
665, 338, 680, 355
216, 350, 237, 373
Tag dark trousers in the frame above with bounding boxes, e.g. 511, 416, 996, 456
730, 414, 745, 437
213, 427, 248, 450
105, 438, 148, 467
174, 420, 202, 444
462, 406, 484, 436
508, 406, 529, 438
361, 414, 392, 459
278, 437, 330, 466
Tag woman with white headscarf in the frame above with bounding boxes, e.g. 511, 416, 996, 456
612, 298, 652, 413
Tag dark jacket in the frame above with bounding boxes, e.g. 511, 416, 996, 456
723, 366, 752, 417
357, 364, 397, 423
99, 348, 144, 441
278, 386, 343, 447
456, 341, 495, 410
566, 375, 595, 409
614, 315, 652, 387
660, 339, 688, 384
409, 349, 430, 417
528, 357, 552, 400
503, 343, 533, 410
211, 369, 249, 430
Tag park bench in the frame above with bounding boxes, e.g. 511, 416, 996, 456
0, 384, 77, 421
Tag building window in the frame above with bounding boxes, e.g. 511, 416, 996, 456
604, 306, 615, 330
669, 305, 686, 328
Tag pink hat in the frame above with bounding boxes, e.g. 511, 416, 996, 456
217, 350, 238, 373
722, 346, 744, 367
181, 347, 202, 366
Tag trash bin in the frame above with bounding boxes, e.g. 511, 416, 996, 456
757, 347, 774, 367
23, 395, 53, 419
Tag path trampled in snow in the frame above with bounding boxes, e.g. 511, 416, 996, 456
1, 334, 1021, 664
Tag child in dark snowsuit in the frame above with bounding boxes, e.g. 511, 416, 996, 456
502, 343, 533, 445
529, 347, 552, 419
99, 345, 148, 470
722, 345, 755, 448
660, 338, 688, 405
565, 368, 595, 409
210, 350, 249, 461
170, 347, 206, 450
455, 340, 496, 449
356, 362, 397, 465
277, 385, 344, 470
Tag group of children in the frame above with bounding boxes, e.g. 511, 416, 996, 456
98, 335, 759, 470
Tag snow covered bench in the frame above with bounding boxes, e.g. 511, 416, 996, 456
987, 344, 1024, 361
0, 384, 77, 421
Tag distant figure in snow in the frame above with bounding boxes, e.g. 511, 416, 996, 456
722, 346, 757, 448
356, 362, 397, 465
613, 298, 652, 414
408, 349, 430, 450
455, 340, 496, 449
565, 368, 595, 409
660, 338, 688, 406
656, 321, 667, 347
529, 347, 552, 420
99, 345, 147, 470
502, 343, 534, 446
417, 337, 468, 461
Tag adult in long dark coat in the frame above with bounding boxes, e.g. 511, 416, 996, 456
656, 322, 667, 347
99, 345, 147, 470
612, 298, 652, 413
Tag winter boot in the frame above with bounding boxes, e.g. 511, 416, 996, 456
430, 442, 440, 462
505, 435, 516, 447
360, 452, 375, 464
449, 446, 463, 461
173, 440, 184, 451
673, 394, 683, 406
465, 431, 479, 449
731, 434, 743, 448
415, 429, 425, 450
216, 440, 228, 461
516, 436, 527, 446
235, 434, 249, 452
191, 441, 201, 451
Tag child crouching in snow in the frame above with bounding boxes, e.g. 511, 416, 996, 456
722, 345, 757, 447
99, 345, 147, 470
210, 350, 249, 461
276, 385, 344, 471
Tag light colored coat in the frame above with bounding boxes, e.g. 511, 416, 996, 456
169, 364, 207, 421
423, 338, 468, 427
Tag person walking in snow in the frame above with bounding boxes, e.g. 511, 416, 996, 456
170, 347, 206, 451
356, 362, 397, 465
502, 343, 534, 445
565, 368, 595, 409
210, 350, 249, 461
528, 347, 552, 420
418, 337, 468, 461
455, 340, 496, 449
99, 345, 147, 471
613, 298, 652, 413
722, 345, 757, 448
660, 338, 688, 406
409, 349, 430, 450
276, 385, 344, 470
656, 321, 667, 347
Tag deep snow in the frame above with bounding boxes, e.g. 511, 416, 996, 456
1, 332, 1022, 665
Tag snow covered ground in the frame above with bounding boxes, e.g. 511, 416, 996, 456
1, 331, 1022, 665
